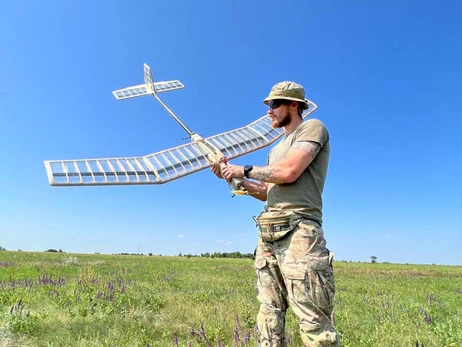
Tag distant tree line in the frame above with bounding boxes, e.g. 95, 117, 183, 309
0, 247, 254, 260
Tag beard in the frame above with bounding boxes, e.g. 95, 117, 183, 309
271, 109, 292, 128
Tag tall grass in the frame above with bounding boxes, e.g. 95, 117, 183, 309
0, 251, 460, 346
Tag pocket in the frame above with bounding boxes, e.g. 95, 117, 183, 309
297, 219, 323, 238
254, 256, 267, 270
295, 221, 327, 256
282, 263, 310, 305
282, 253, 335, 312
254, 256, 274, 288
308, 250, 331, 270
308, 266, 335, 312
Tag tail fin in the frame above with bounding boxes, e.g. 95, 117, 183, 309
143, 63, 155, 94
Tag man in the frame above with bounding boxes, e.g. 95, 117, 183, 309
211, 81, 340, 347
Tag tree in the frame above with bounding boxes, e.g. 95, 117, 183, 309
371, 256, 377, 264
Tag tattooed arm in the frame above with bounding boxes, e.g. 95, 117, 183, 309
247, 141, 321, 184
220, 141, 321, 185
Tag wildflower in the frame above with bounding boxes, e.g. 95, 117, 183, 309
234, 328, 240, 344
423, 311, 432, 325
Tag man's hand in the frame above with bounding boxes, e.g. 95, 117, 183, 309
210, 162, 244, 181
210, 163, 224, 179
221, 164, 244, 182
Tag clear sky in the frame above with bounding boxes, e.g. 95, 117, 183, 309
1, 1, 461, 265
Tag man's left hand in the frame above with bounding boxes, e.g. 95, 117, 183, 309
221, 164, 244, 181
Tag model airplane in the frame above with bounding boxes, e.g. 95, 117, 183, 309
43, 63, 318, 196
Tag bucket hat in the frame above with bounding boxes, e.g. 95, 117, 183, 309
263, 81, 309, 110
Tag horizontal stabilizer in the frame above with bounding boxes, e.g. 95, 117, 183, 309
112, 80, 184, 100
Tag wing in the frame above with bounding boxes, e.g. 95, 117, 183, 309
44, 141, 215, 186
44, 101, 317, 186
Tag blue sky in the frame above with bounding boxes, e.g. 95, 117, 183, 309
1, 1, 460, 265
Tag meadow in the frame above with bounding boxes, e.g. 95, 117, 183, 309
0, 251, 460, 347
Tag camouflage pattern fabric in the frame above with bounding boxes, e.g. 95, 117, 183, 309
254, 218, 340, 347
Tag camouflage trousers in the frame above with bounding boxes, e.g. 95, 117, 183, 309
254, 219, 340, 347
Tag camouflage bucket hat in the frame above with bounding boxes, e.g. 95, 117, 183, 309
263, 81, 309, 110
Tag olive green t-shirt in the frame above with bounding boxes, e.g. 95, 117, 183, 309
266, 118, 330, 224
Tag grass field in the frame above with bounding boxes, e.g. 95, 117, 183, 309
0, 251, 460, 347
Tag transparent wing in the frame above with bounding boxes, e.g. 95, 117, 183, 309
44, 101, 317, 186
44, 141, 215, 186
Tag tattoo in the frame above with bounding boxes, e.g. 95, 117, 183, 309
249, 165, 275, 182
291, 141, 321, 159
248, 142, 321, 184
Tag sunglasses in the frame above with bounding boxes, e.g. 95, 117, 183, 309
268, 99, 292, 109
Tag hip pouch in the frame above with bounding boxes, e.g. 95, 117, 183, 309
255, 210, 302, 242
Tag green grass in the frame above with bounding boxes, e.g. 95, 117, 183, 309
0, 251, 460, 346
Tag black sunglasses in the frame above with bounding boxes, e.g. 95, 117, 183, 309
268, 99, 292, 109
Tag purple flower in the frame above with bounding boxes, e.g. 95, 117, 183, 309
423, 311, 432, 325
234, 328, 240, 344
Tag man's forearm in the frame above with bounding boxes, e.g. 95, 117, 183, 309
247, 163, 291, 184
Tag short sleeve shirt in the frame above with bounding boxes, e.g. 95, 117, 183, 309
266, 118, 330, 224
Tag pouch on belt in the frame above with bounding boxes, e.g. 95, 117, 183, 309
255, 210, 302, 241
